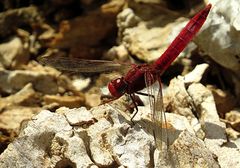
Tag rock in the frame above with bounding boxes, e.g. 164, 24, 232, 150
0, 7, 42, 37
164, 130, 220, 168
43, 95, 85, 108
80, 0, 94, 6
164, 73, 240, 167
0, 110, 76, 168
0, 69, 59, 94
195, 0, 240, 73
136, 106, 194, 142
232, 75, 240, 99
184, 63, 209, 84
109, 99, 219, 167
26, 60, 76, 95
50, 131, 95, 168
0, 93, 237, 167
188, 83, 221, 118
187, 83, 227, 139
215, 144, 240, 168
38, 24, 56, 44
58, 107, 96, 127
0, 106, 40, 130
133, 106, 219, 168
225, 109, 240, 132
0, 128, 17, 154
51, 0, 125, 59
207, 85, 237, 118
0, 106, 149, 167
0, 83, 40, 152
225, 109, 240, 123
85, 87, 102, 107
225, 127, 240, 140
0, 83, 39, 111
165, 77, 197, 119
187, 83, 240, 168
0, 83, 41, 130
88, 118, 117, 166
116, 1, 198, 62
115, 127, 152, 167
69, 45, 105, 60
0, 37, 29, 69
71, 76, 91, 91
104, 45, 129, 61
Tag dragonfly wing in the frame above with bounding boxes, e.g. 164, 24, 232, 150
38, 55, 131, 73
144, 71, 158, 146
155, 76, 168, 150
144, 71, 155, 116
144, 72, 175, 165
155, 74, 180, 167
144, 72, 165, 150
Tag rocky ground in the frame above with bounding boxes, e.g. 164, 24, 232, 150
0, 0, 240, 167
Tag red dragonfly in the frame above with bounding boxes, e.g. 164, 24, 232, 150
39, 4, 212, 154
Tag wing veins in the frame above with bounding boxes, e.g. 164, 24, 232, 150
38, 56, 129, 73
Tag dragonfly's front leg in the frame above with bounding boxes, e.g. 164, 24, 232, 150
129, 93, 140, 124
129, 91, 157, 124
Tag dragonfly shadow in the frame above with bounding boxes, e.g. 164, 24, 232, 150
136, 117, 182, 168
203, 121, 227, 140
137, 116, 182, 146
223, 141, 238, 149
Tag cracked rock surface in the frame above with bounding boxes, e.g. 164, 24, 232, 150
0, 83, 231, 168
1, 63, 240, 168
0, 0, 240, 167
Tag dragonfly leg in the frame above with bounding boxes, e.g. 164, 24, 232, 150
129, 93, 139, 124
136, 91, 156, 119
136, 91, 155, 99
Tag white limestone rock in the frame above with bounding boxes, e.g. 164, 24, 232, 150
165, 76, 197, 118
59, 107, 96, 126
0, 37, 29, 69
166, 130, 220, 168
195, 0, 240, 73
0, 110, 74, 167
116, 2, 194, 63
0, 92, 233, 168
184, 63, 209, 84
188, 83, 240, 168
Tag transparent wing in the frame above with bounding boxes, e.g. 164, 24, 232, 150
144, 71, 155, 117
38, 55, 131, 73
144, 71, 173, 164
154, 75, 168, 151
154, 74, 179, 167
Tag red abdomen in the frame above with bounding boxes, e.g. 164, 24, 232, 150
153, 4, 212, 73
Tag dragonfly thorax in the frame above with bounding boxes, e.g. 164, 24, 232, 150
108, 77, 128, 98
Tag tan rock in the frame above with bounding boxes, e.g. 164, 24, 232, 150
0, 70, 59, 94
0, 37, 29, 69
43, 95, 85, 108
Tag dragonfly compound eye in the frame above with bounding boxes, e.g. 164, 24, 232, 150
108, 77, 128, 98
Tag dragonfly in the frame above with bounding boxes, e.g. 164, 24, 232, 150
39, 3, 212, 157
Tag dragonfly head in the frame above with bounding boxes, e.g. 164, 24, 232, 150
108, 77, 128, 98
